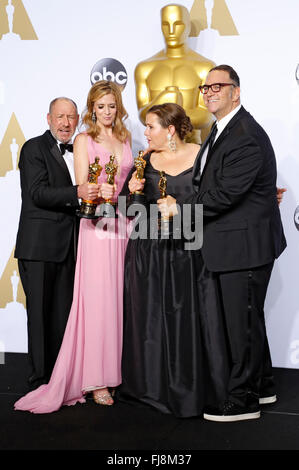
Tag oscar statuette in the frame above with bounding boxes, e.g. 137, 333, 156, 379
99, 154, 118, 218
128, 150, 147, 207
78, 156, 102, 219
158, 170, 171, 236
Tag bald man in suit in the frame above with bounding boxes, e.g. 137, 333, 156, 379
15, 98, 99, 388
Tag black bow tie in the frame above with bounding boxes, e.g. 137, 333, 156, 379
59, 143, 73, 155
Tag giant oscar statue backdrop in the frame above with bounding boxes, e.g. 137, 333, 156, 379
134, 3, 215, 143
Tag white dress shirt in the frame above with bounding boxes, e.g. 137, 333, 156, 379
55, 137, 76, 185
200, 104, 242, 176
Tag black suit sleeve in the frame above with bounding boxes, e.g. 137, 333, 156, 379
182, 135, 263, 217
19, 141, 79, 209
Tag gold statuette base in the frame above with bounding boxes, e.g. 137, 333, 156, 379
128, 191, 146, 206
77, 200, 99, 219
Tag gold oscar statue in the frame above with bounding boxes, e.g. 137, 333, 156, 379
158, 170, 171, 236
99, 154, 118, 218
134, 3, 215, 143
78, 156, 102, 219
158, 170, 168, 200
129, 150, 147, 206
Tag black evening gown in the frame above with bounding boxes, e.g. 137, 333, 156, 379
118, 155, 230, 418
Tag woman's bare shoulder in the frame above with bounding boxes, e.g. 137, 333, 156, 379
74, 134, 89, 153
74, 132, 88, 143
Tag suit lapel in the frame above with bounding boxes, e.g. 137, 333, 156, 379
192, 122, 216, 187
44, 130, 72, 181
198, 106, 247, 185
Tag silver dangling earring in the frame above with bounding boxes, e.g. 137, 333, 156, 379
92, 111, 97, 123
167, 133, 177, 152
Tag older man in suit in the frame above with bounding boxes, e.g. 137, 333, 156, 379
15, 97, 99, 388
158, 65, 286, 422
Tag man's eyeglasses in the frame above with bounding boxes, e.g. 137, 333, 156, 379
199, 83, 237, 94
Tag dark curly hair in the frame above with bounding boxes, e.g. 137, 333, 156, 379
147, 103, 193, 140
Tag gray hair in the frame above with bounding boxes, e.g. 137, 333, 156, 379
49, 97, 78, 114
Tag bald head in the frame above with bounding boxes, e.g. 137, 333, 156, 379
49, 97, 78, 114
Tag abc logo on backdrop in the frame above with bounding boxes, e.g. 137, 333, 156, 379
294, 206, 299, 231
90, 58, 127, 89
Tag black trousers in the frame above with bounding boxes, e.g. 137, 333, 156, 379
18, 249, 75, 386
216, 261, 274, 407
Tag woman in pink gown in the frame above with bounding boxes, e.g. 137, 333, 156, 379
14, 80, 133, 413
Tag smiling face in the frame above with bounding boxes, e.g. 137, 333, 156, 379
203, 70, 240, 121
144, 113, 169, 151
93, 93, 117, 128
47, 99, 78, 143
161, 5, 190, 47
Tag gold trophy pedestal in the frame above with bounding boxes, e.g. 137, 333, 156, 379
77, 198, 99, 219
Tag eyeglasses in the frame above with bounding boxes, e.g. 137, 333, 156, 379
199, 83, 237, 94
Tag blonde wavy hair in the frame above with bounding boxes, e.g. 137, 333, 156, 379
82, 80, 129, 142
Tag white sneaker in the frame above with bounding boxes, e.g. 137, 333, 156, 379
259, 394, 277, 405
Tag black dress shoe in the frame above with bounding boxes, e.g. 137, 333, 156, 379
28, 374, 38, 384
27, 375, 47, 390
203, 400, 260, 422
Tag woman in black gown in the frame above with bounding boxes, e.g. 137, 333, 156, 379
118, 104, 229, 418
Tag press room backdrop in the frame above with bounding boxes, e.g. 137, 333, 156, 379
0, 0, 299, 368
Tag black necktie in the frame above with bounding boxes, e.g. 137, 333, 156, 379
60, 143, 73, 155
208, 122, 218, 150
193, 122, 218, 188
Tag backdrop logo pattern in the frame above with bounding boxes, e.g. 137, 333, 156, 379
190, 0, 238, 37
90, 58, 128, 89
0, 112, 23, 176
0, 248, 25, 308
0, 0, 38, 41
294, 206, 299, 231
0, 113, 27, 353
0, 112, 25, 306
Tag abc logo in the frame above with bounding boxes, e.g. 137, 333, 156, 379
294, 206, 299, 230
90, 58, 127, 88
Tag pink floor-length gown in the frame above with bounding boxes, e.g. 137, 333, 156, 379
14, 136, 133, 413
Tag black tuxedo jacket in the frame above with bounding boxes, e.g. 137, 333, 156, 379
184, 106, 286, 272
15, 130, 79, 262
